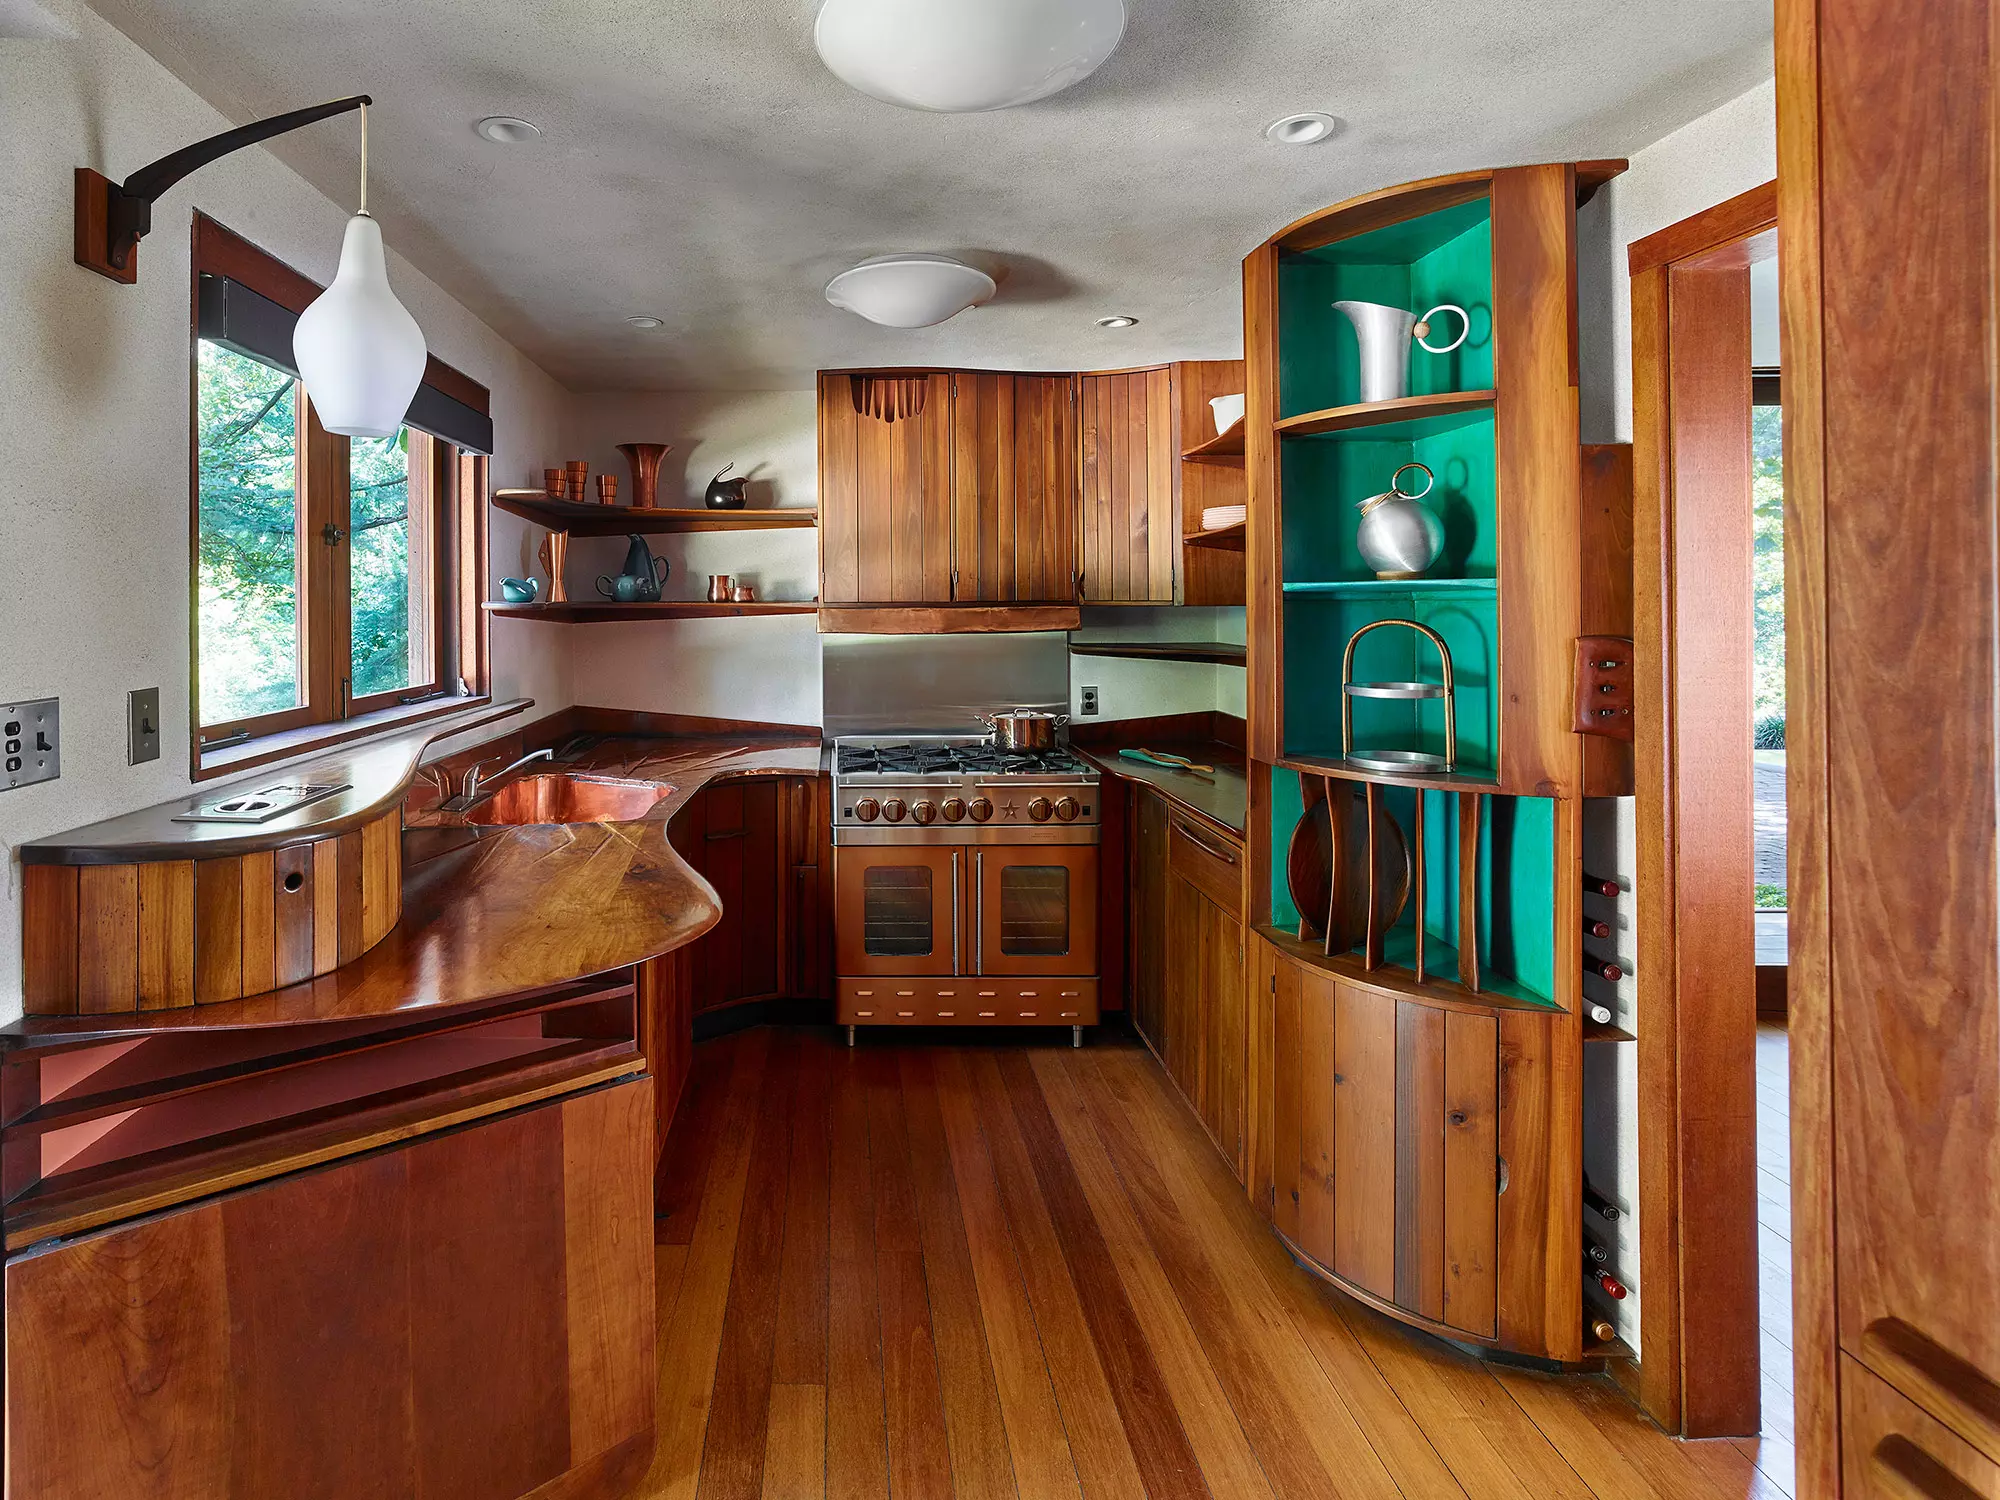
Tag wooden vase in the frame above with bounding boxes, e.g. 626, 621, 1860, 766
617, 442, 672, 511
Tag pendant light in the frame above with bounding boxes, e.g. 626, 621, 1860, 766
814, 0, 1126, 113
293, 103, 429, 439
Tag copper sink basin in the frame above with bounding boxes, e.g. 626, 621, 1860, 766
460, 773, 674, 826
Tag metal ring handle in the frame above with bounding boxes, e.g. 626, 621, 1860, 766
1414, 303, 1470, 354
1390, 461, 1434, 501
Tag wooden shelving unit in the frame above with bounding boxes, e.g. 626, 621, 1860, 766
1583, 1018, 1638, 1044
1180, 426, 1245, 463
484, 601, 818, 624
1183, 519, 1246, 551
491, 490, 818, 537
1276, 389, 1496, 439
1069, 641, 1246, 666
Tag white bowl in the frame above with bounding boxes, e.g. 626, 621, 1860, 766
1209, 393, 1245, 435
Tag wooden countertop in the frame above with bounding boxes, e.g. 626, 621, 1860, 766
1079, 740, 1249, 839
3, 734, 823, 1046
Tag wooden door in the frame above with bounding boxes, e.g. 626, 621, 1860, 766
1078, 368, 1175, 603
669, 780, 784, 1011
970, 844, 1096, 977
834, 845, 963, 977
818, 371, 954, 604
1333, 979, 1397, 1299
6, 1079, 654, 1500
951, 372, 1078, 603
1192, 881, 1246, 1180
1271, 950, 1339, 1266
1128, 786, 1169, 1052
783, 774, 834, 1000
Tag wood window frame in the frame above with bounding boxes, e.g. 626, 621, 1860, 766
188, 215, 490, 780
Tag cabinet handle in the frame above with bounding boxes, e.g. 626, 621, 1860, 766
1175, 820, 1239, 865
1861, 1319, 2000, 1459
704, 827, 748, 841
1872, 1437, 1986, 1500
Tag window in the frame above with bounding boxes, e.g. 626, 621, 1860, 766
191, 216, 490, 772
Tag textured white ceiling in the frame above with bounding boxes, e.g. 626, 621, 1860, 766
89, 0, 1771, 391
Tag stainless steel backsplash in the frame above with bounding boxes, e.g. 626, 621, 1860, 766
821, 633, 1070, 736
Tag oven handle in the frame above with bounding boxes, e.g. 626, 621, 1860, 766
952, 849, 962, 976
975, 849, 984, 976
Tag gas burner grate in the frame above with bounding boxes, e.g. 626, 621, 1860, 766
836, 741, 1093, 777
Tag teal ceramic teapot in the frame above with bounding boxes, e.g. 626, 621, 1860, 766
597, 535, 669, 602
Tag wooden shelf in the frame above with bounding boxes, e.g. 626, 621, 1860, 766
1283, 577, 1496, 596
1276, 389, 1497, 439
1583, 1331, 1638, 1363
1276, 752, 1500, 795
1180, 427, 1245, 463
1253, 924, 1558, 1015
491, 491, 818, 537
1583, 1018, 1638, 1043
484, 601, 818, 624
1069, 641, 1247, 666
1184, 519, 1246, 551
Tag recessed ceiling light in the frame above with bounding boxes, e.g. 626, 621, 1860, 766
1264, 112, 1338, 145
475, 115, 541, 144
1095, 314, 1138, 329
624, 315, 665, 330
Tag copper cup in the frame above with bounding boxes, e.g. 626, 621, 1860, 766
596, 474, 619, 505
544, 467, 564, 500
707, 574, 733, 603
565, 460, 589, 501
732, 584, 755, 603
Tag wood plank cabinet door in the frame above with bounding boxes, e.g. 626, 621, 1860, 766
818, 371, 954, 604
1128, 785, 1169, 1053
6, 1078, 654, 1500
1078, 368, 1175, 603
1195, 881, 1247, 1180
951, 372, 1078, 603
1841, 1352, 2000, 1498
669, 779, 785, 1011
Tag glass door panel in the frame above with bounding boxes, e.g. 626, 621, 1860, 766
973, 847, 1097, 975
836, 846, 961, 976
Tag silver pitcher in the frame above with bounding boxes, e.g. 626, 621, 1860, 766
1332, 299, 1470, 404
1355, 461, 1444, 578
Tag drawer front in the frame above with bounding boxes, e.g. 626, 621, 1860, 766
838, 977, 1099, 1026
1168, 814, 1243, 920
1843, 1351, 2000, 1498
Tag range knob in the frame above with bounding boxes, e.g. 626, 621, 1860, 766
1028, 797, 1053, 823
968, 796, 994, 823
941, 797, 967, 823
882, 797, 907, 823
1054, 796, 1080, 823
911, 800, 938, 825
854, 798, 880, 822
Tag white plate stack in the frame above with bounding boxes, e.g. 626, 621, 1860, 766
1201, 504, 1247, 531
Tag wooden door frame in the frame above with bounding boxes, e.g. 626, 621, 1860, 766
1629, 178, 1777, 1438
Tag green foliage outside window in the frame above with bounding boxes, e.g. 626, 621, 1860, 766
349, 431, 415, 699
1752, 403, 1784, 724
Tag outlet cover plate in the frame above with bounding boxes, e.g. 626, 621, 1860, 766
2, 699, 59, 790
1080, 685, 1100, 716
128, 687, 160, 764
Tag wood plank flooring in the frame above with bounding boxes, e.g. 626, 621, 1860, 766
1727, 1023, 1795, 1498
634, 1027, 1779, 1499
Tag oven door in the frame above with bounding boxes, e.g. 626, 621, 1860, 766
970, 846, 1098, 977
836, 845, 965, 977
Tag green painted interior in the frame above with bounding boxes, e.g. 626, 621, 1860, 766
1269, 765, 1305, 930
1276, 197, 1494, 418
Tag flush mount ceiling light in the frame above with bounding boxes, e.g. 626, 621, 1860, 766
474, 115, 541, 144
1264, 111, 1339, 145
73, 94, 427, 440
624, 315, 665, 330
814, 0, 1126, 112
1095, 314, 1138, 329
825, 254, 997, 328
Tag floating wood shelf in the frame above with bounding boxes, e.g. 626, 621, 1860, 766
1184, 519, 1246, 551
1282, 576, 1496, 596
1583, 1331, 1638, 1362
1583, 1018, 1638, 1043
491, 491, 818, 537
1276, 752, 1501, 795
483, 601, 819, 623
1276, 389, 1497, 439
1068, 641, 1247, 666
1180, 427, 1245, 463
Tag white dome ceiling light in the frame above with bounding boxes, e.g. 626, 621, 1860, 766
825, 254, 998, 328
814, 0, 1126, 113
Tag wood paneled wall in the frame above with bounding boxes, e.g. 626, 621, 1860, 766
21, 809, 403, 1016
6, 1077, 654, 1500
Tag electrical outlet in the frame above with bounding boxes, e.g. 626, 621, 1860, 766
1080, 685, 1100, 716
128, 687, 161, 764
2, 698, 59, 790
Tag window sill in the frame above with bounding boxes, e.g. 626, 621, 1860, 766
195, 694, 515, 782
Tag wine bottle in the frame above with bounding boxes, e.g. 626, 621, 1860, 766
1584, 916, 1612, 939
1584, 1239, 1609, 1265
1584, 1181, 1622, 1221
1590, 1316, 1618, 1344
1589, 1264, 1628, 1299
1585, 1001, 1614, 1025
1583, 872, 1620, 897
1587, 958, 1624, 983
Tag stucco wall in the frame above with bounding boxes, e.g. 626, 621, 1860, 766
0, 0, 572, 1021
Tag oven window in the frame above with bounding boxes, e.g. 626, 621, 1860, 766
999, 865, 1070, 956
863, 865, 936, 957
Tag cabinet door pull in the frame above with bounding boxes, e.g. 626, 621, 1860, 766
1175, 821, 1239, 865
1872, 1437, 1986, 1500
1860, 1319, 2000, 1459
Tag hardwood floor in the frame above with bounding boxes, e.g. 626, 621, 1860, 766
1728, 1023, 1796, 1498
635, 1026, 1784, 1499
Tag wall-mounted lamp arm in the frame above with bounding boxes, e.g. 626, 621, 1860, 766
76, 93, 371, 283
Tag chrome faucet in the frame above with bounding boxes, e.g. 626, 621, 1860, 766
460, 747, 553, 802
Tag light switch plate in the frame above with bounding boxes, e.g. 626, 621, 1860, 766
2, 698, 59, 790
1080, 685, 1100, 716
128, 687, 160, 764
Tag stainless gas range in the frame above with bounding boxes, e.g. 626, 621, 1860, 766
830, 734, 1102, 1044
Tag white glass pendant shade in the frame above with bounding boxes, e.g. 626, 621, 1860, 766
825, 254, 997, 328
293, 214, 428, 439
814, 0, 1125, 112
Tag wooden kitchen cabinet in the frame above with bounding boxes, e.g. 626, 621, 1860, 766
818, 371, 954, 605
1128, 784, 1170, 1050
1078, 367, 1176, 603
952, 371, 1078, 603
